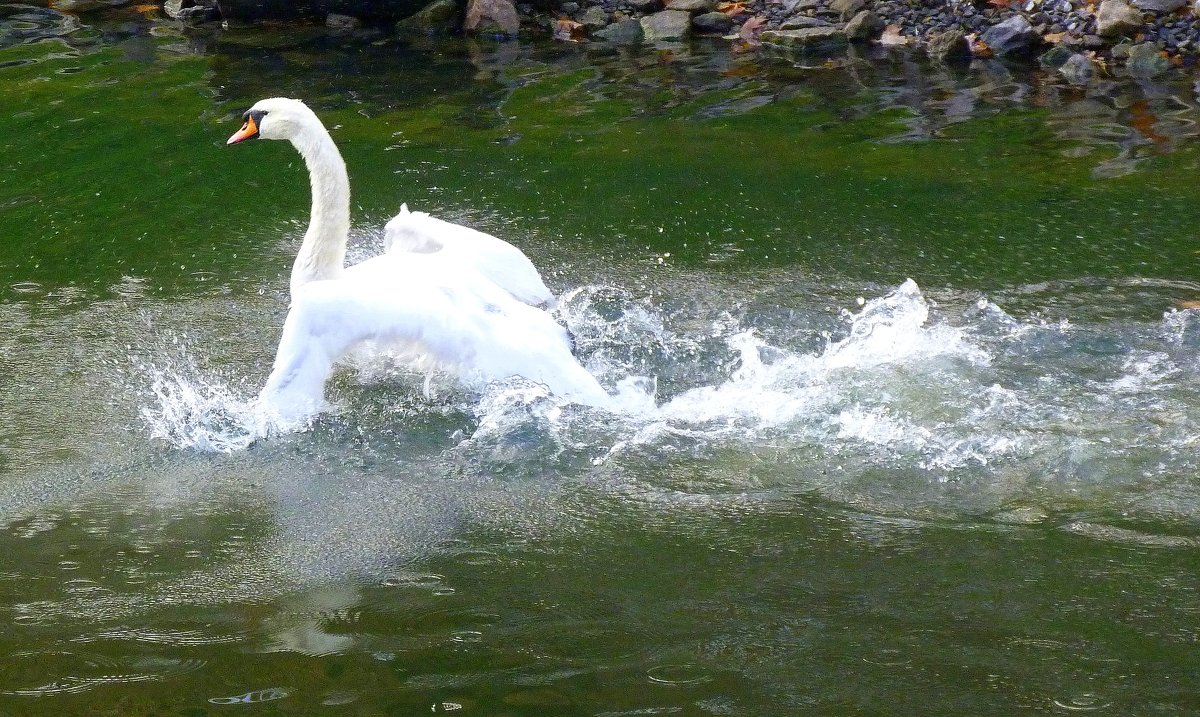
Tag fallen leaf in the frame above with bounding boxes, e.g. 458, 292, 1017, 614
738, 14, 767, 42
987, 0, 1012, 7
718, 1, 750, 15
1178, 300, 1200, 309
1042, 31, 1066, 43
133, 3, 159, 12
967, 32, 993, 57
553, 17, 586, 41
879, 23, 909, 46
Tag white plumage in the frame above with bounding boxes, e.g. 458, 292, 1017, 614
226, 97, 607, 423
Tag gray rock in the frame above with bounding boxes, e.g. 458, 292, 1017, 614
163, 0, 189, 18
1125, 41, 1172, 76
1096, 0, 1144, 37
628, 0, 659, 10
579, 5, 608, 27
980, 15, 1040, 56
1132, 0, 1185, 11
1058, 52, 1095, 83
1038, 43, 1075, 68
760, 26, 849, 50
560, 1, 579, 12
780, 15, 832, 29
464, 0, 520, 35
595, 17, 644, 41
843, 9, 883, 40
665, 0, 712, 11
217, 0, 429, 20
828, 0, 865, 19
640, 9, 692, 40
326, 11, 362, 29
925, 28, 970, 61
395, 0, 461, 32
51, 0, 105, 11
692, 10, 732, 32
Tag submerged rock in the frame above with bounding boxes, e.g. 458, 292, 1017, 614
1125, 41, 1172, 76
1058, 52, 1095, 83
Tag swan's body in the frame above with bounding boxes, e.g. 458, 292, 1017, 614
385, 206, 553, 307
227, 97, 606, 421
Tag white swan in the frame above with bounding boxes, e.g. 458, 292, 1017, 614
226, 98, 608, 423
227, 97, 554, 306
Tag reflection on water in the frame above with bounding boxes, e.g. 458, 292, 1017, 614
4, 7, 1200, 716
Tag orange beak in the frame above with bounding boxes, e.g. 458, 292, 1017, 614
227, 113, 259, 145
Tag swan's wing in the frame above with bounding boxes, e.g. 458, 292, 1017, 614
382, 208, 555, 308
259, 268, 607, 423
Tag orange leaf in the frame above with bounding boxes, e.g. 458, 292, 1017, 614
717, 1, 749, 15
553, 17, 586, 41
1042, 32, 1066, 43
737, 14, 767, 42
967, 32, 993, 57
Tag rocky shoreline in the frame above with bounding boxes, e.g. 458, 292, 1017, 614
47, 0, 1200, 74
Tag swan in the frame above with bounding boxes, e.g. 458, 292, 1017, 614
226, 98, 608, 423
226, 97, 554, 306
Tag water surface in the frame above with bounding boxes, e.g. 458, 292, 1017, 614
2, 7, 1200, 715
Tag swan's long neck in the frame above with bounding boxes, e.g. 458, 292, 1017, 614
289, 124, 350, 297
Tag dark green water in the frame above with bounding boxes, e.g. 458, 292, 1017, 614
2, 5, 1200, 715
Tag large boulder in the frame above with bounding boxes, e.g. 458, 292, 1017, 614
595, 17, 644, 42
829, 0, 865, 19
665, 0, 713, 11
215, 0, 428, 20
1096, 0, 1145, 37
760, 26, 849, 50
464, 0, 519, 34
979, 15, 1039, 56
844, 9, 883, 40
692, 10, 732, 32
1132, 0, 1185, 11
395, 0, 461, 33
925, 28, 970, 61
640, 9, 692, 40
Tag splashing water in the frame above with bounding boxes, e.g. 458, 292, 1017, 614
133, 278, 1200, 512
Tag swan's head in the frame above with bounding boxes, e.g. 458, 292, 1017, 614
227, 97, 322, 145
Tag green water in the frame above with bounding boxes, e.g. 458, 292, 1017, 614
2, 5, 1200, 715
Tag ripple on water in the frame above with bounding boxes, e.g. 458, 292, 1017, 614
646, 664, 713, 686
0, 650, 157, 696
1052, 693, 1112, 712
